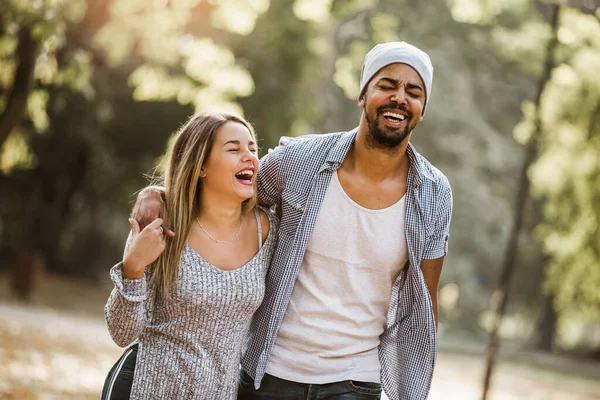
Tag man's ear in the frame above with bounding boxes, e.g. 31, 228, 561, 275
358, 93, 365, 109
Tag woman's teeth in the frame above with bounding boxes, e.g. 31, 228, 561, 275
235, 170, 254, 180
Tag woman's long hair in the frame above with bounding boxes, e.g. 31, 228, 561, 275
151, 111, 257, 298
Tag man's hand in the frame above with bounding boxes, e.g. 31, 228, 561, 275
123, 218, 166, 279
131, 186, 175, 237
421, 257, 444, 330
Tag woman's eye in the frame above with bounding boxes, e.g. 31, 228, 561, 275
228, 148, 239, 152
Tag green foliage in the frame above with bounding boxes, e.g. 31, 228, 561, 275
468, 1, 600, 324
334, 41, 371, 100
529, 9, 600, 322
234, 0, 324, 151
93, 0, 263, 113
1, 0, 92, 172
0, 0, 261, 275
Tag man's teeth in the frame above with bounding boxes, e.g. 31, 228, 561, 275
383, 112, 405, 121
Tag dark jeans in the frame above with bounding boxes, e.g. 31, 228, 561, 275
237, 369, 382, 400
101, 344, 138, 400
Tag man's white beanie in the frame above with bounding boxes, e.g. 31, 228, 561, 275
359, 41, 433, 116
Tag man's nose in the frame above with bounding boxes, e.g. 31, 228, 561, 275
390, 88, 407, 104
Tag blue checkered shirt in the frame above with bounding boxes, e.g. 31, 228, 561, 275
241, 128, 453, 400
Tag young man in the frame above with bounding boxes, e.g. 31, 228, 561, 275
135, 42, 452, 400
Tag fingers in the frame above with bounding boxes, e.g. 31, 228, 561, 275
146, 218, 164, 230
158, 201, 175, 237
132, 187, 165, 231
164, 228, 176, 237
160, 218, 175, 236
129, 218, 140, 236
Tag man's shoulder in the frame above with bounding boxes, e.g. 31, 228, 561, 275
412, 147, 452, 192
277, 131, 346, 153
268, 131, 350, 170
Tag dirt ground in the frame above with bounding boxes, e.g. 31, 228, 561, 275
1, 274, 599, 400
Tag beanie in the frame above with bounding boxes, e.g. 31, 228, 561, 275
359, 41, 433, 115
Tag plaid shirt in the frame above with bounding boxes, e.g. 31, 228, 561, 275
241, 128, 453, 400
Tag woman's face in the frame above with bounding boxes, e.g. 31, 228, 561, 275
201, 121, 259, 203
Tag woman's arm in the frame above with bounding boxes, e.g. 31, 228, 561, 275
104, 261, 153, 347
104, 219, 165, 347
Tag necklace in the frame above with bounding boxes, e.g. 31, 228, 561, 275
196, 214, 244, 244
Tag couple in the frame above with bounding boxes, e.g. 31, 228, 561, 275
103, 41, 453, 400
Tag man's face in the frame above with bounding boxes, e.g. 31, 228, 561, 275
359, 63, 426, 149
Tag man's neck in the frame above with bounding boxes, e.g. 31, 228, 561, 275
345, 125, 411, 181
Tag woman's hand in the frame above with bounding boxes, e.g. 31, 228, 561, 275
131, 186, 175, 236
122, 218, 166, 279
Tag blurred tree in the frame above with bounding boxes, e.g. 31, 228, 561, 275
0, 0, 89, 161
481, 4, 562, 398
93, 0, 261, 114
529, 5, 600, 329
0, 22, 192, 278
401, 0, 600, 351
0, 0, 94, 290
0, 22, 38, 149
0, 0, 270, 277
233, 0, 342, 152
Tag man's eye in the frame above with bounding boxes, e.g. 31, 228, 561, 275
379, 85, 393, 90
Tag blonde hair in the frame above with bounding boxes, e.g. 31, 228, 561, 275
152, 111, 257, 298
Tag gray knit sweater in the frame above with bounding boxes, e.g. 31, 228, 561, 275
105, 208, 277, 400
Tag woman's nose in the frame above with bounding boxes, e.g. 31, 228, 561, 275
242, 148, 257, 161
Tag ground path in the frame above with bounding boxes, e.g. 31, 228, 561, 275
1, 272, 599, 400
2, 302, 599, 400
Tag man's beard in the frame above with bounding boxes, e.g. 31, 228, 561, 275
364, 102, 414, 150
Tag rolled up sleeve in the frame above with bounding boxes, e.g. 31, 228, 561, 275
423, 178, 453, 260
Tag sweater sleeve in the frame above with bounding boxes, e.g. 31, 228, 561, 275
104, 232, 154, 347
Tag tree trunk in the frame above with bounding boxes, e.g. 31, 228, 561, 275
480, 4, 563, 400
0, 26, 39, 150
536, 293, 557, 351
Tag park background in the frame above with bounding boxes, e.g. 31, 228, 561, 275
1, 0, 600, 399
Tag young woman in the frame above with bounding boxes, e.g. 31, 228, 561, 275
102, 111, 277, 400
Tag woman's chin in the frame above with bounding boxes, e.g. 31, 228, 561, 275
234, 189, 255, 203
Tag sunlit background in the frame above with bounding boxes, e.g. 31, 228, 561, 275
1, 0, 600, 399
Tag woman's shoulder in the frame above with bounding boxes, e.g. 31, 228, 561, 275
256, 205, 278, 242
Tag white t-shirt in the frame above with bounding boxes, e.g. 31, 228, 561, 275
266, 170, 409, 384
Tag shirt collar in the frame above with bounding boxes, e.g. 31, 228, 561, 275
320, 128, 358, 172
321, 127, 431, 188
406, 142, 426, 187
